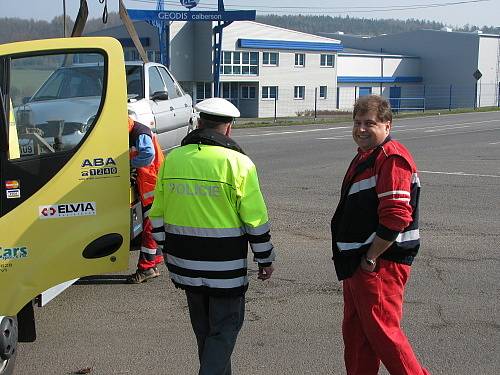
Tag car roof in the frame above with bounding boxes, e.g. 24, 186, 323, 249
125, 61, 144, 66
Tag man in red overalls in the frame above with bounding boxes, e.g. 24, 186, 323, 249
127, 115, 164, 283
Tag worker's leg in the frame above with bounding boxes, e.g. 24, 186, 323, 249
342, 277, 381, 374
196, 294, 245, 375
185, 291, 210, 364
351, 259, 430, 375
137, 216, 161, 271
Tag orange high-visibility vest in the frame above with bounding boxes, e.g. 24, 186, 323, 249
129, 118, 164, 207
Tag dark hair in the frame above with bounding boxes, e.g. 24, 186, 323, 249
199, 112, 233, 129
353, 95, 392, 123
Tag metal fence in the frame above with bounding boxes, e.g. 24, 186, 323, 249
245, 83, 500, 120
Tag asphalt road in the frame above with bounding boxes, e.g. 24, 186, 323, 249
16, 111, 500, 375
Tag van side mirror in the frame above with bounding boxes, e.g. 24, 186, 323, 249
150, 91, 169, 101
22, 96, 31, 104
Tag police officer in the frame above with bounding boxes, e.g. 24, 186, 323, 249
149, 98, 275, 375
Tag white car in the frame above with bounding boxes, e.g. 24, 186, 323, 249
16, 61, 194, 153
126, 61, 195, 150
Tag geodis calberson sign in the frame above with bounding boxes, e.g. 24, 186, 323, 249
39, 202, 97, 219
80, 157, 119, 181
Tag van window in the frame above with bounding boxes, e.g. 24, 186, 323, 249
126, 65, 144, 100
9, 53, 105, 159
158, 67, 182, 99
148, 67, 165, 97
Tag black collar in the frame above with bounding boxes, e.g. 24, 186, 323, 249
181, 128, 245, 154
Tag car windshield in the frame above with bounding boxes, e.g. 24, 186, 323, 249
126, 65, 144, 100
30, 64, 144, 102
31, 66, 104, 101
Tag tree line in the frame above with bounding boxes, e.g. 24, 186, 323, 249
0, 13, 498, 44
256, 14, 498, 36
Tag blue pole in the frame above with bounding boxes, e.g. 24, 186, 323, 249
213, 25, 223, 97
155, 0, 169, 66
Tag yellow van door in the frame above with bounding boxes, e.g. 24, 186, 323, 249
0, 38, 130, 317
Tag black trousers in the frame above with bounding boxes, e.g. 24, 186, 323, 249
185, 290, 245, 375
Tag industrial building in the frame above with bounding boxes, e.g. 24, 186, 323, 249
88, 22, 500, 117
333, 29, 500, 109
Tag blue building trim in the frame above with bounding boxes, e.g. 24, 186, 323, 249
338, 76, 423, 83
238, 39, 343, 52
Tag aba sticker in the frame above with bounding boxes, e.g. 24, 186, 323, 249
39, 202, 97, 219
80, 157, 118, 180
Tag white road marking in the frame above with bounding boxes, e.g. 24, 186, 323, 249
424, 125, 471, 133
317, 137, 347, 140
419, 170, 500, 178
489, 141, 500, 145
235, 126, 350, 138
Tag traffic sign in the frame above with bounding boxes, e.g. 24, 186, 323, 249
473, 69, 482, 80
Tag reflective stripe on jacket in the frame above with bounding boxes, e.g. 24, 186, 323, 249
149, 128, 275, 297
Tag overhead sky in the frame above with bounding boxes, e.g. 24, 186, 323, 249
1, 0, 499, 28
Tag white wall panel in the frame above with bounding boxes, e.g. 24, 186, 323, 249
338, 55, 381, 76
479, 36, 500, 84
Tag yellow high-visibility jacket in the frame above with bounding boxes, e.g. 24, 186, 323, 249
150, 128, 275, 296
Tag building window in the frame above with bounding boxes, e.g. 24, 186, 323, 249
319, 86, 327, 99
320, 54, 334, 67
196, 82, 212, 103
295, 53, 305, 67
220, 82, 239, 102
147, 50, 160, 63
221, 51, 259, 75
262, 86, 278, 100
124, 49, 139, 61
263, 52, 279, 66
241, 85, 256, 99
294, 86, 305, 100
359, 87, 372, 97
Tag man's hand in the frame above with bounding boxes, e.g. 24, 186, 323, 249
258, 265, 274, 280
360, 257, 376, 273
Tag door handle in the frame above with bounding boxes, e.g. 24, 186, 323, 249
82, 233, 123, 259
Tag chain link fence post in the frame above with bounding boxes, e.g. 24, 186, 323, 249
449, 84, 452, 111
314, 87, 317, 121
274, 96, 277, 123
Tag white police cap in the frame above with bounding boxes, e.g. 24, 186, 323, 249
195, 97, 241, 119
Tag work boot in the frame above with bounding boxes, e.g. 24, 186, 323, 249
153, 266, 160, 277
127, 268, 158, 284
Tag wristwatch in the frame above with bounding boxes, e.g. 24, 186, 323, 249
364, 255, 376, 267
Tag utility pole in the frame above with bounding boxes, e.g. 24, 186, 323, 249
62, 0, 67, 37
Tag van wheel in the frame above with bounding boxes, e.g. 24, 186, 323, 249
0, 350, 16, 375
0, 317, 17, 375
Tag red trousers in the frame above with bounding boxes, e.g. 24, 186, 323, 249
342, 259, 430, 375
137, 216, 163, 270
